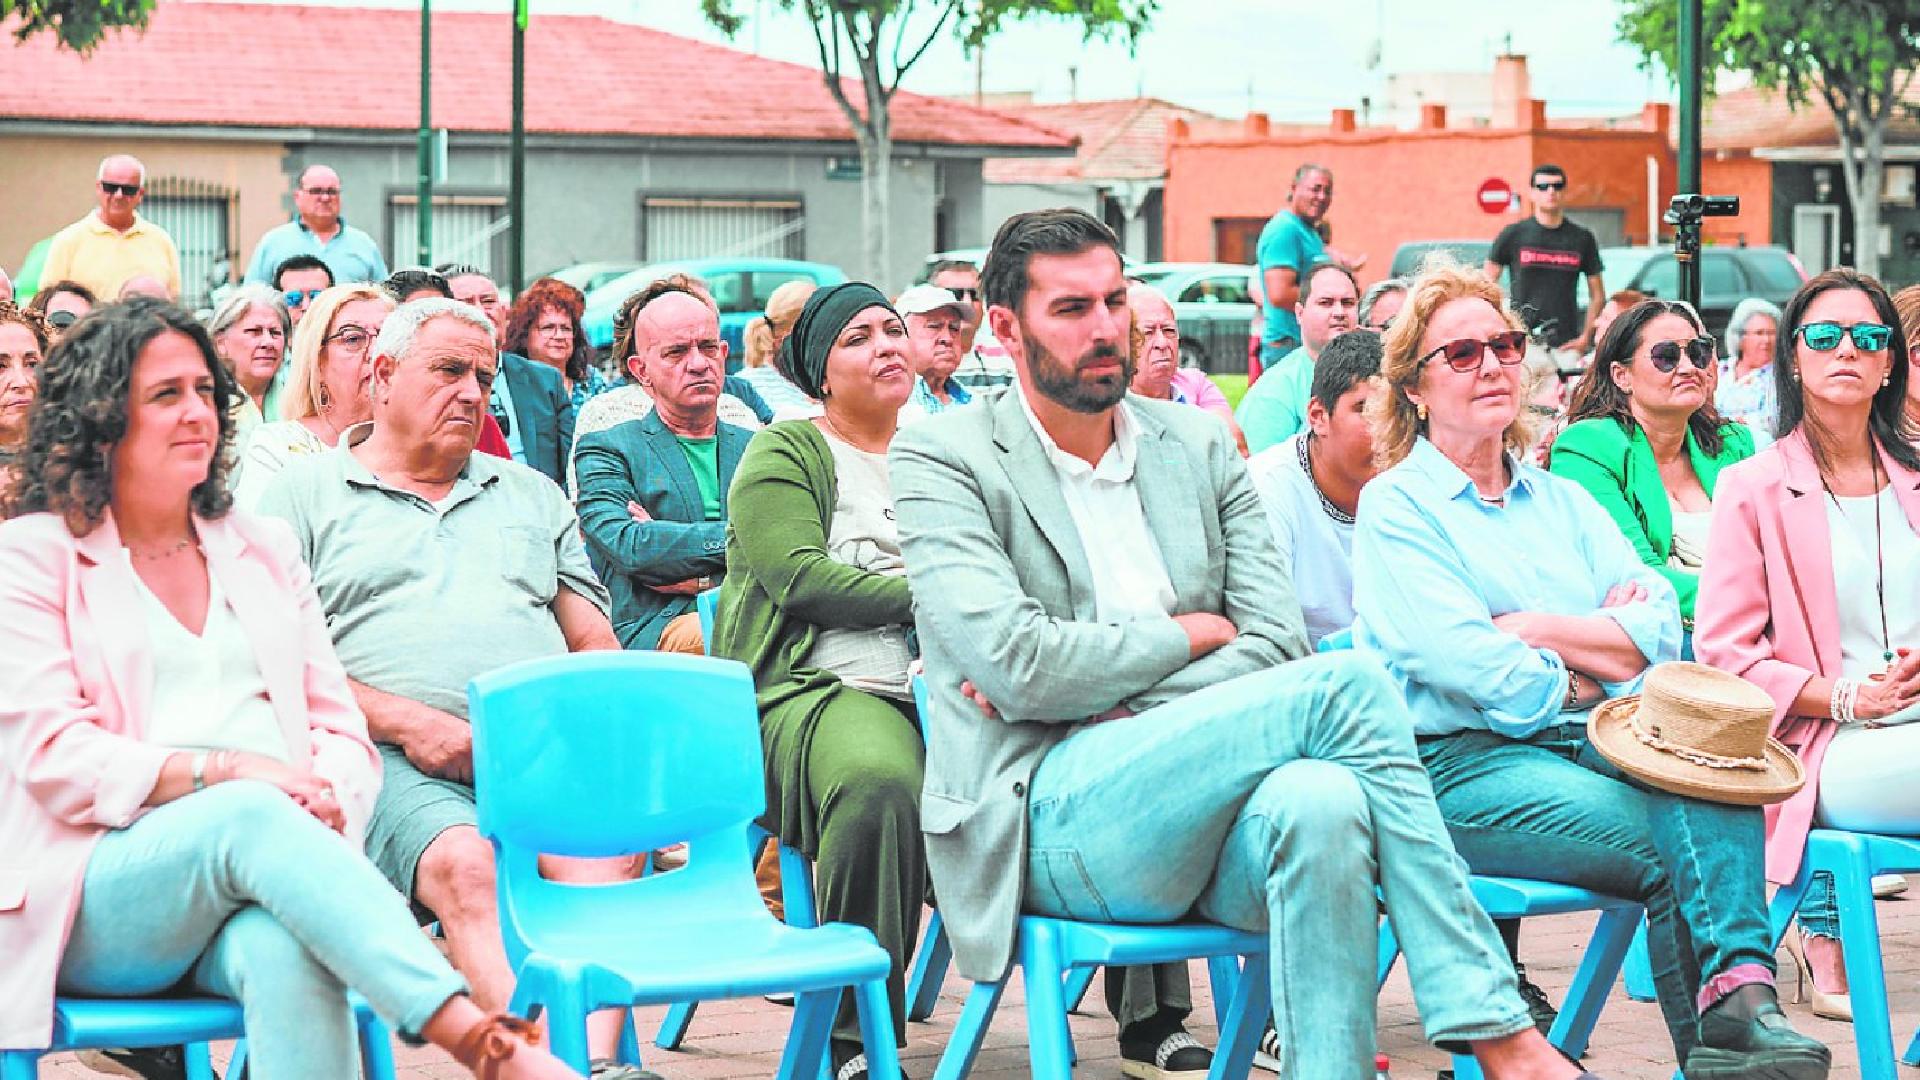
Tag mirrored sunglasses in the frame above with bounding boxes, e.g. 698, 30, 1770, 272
1796, 321, 1893, 352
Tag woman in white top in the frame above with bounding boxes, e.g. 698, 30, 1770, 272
230, 283, 394, 508
1696, 268, 1920, 1022
1550, 299, 1756, 644
0, 298, 577, 1078
206, 285, 290, 438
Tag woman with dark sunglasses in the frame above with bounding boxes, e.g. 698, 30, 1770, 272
1350, 262, 1829, 1080
1696, 267, 1920, 1027
1550, 300, 1755, 643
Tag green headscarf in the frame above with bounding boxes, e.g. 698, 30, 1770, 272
777, 281, 897, 399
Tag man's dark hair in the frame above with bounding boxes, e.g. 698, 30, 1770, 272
980, 208, 1121, 313
434, 262, 488, 281
1299, 261, 1358, 306
272, 254, 334, 290
6, 298, 235, 532
926, 259, 978, 281
26, 279, 96, 314
1532, 163, 1567, 184
384, 268, 452, 302
1566, 299, 1731, 457
1311, 329, 1382, 414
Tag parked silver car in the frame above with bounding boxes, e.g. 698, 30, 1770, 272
1130, 262, 1259, 375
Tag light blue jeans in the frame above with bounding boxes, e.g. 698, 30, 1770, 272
1023, 653, 1531, 1079
57, 781, 468, 1077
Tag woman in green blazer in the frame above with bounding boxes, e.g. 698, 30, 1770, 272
1550, 299, 1756, 629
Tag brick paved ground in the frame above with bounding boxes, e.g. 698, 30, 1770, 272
34, 886, 1920, 1079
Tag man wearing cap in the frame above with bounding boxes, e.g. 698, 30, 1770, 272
895, 283, 974, 423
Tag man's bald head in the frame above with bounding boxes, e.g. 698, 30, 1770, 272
629, 289, 726, 424
1127, 283, 1174, 325
629, 290, 721, 361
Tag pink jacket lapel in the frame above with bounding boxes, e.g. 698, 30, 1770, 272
71, 515, 153, 740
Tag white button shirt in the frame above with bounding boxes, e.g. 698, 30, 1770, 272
1017, 392, 1177, 623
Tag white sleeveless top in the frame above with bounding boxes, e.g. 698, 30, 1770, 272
133, 558, 291, 761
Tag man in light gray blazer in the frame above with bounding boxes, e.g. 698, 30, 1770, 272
890, 209, 1591, 1080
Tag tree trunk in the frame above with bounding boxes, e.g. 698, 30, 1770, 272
1832, 89, 1887, 278
854, 44, 893, 287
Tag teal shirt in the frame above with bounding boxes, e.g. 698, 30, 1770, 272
675, 434, 723, 521
1235, 345, 1314, 454
1255, 211, 1324, 345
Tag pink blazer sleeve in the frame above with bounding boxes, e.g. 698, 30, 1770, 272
250, 518, 381, 842
0, 520, 173, 828
1693, 461, 1816, 728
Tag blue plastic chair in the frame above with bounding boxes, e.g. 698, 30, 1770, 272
0, 998, 235, 1080
470, 651, 901, 1080
1766, 829, 1920, 1080
1376, 877, 1643, 1080
696, 587, 720, 647
226, 995, 397, 1079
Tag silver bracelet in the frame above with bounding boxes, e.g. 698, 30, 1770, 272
190, 751, 210, 792
1833, 679, 1860, 725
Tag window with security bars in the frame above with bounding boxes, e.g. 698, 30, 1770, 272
142, 178, 234, 311
640, 196, 803, 262
388, 193, 508, 279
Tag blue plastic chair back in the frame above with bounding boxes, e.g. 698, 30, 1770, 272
697, 587, 720, 652
470, 651, 769, 970
1316, 627, 1354, 652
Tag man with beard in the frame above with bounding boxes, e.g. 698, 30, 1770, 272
890, 208, 1596, 1080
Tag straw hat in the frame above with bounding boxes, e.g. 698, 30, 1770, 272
1588, 662, 1804, 806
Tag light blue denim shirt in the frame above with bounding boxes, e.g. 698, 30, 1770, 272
1351, 437, 1681, 738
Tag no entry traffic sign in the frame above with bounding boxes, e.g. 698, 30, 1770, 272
1477, 177, 1514, 214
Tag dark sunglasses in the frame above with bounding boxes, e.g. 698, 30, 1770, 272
1533, 180, 1566, 192
302, 187, 341, 197
284, 289, 325, 307
98, 181, 141, 197
945, 286, 980, 301
1796, 321, 1893, 352
46, 310, 80, 329
1419, 329, 1530, 372
1647, 337, 1716, 373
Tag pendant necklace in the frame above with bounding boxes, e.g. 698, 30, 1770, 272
1822, 453, 1894, 670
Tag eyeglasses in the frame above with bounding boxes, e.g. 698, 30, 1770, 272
46, 310, 79, 329
1419, 330, 1530, 372
98, 181, 140, 197
1648, 337, 1717, 373
324, 325, 375, 354
284, 289, 326, 307
1533, 180, 1567, 192
535, 324, 574, 337
1796, 321, 1893, 352
301, 187, 341, 197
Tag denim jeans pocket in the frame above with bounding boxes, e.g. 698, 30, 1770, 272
1027, 846, 1113, 922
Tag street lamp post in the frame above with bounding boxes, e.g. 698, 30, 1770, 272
510, 0, 526, 292
416, 0, 433, 266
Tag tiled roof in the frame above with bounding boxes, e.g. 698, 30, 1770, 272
982, 98, 1213, 184
1702, 83, 1920, 151
0, 1, 1074, 151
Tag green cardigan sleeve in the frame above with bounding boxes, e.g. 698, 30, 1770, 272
727, 421, 913, 629
1549, 417, 1702, 620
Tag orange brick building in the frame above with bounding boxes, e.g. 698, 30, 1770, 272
1162, 56, 1678, 286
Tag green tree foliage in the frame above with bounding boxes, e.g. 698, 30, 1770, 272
1618, 0, 1920, 277
4, 0, 153, 52
700, 0, 1156, 284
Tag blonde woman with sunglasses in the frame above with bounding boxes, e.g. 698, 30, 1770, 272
230, 284, 395, 509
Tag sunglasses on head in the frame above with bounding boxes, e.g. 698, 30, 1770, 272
98, 181, 140, 197
1795, 321, 1893, 352
284, 289, 325, 307
1647, 337, 1716, 373
1534, 180, 1566, 192
1419, 329, 1530, 372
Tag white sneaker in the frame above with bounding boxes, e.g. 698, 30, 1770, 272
1252, 1022, 1282, 1073
1874, 873, 1909, 899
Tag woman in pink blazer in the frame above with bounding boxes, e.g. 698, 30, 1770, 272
1697, 268, 1920, 1023
0, 299, 578, 1079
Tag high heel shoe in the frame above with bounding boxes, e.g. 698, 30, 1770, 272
1783, 926, 1853, 1022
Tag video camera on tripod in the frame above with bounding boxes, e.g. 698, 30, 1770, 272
1665, 194, 1740, 312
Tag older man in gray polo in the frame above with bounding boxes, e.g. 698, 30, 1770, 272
257, 297, 653, 1080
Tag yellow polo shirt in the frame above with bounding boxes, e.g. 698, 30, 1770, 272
40, 211, 181, 301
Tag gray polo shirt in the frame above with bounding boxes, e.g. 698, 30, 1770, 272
255, 427, 610, 721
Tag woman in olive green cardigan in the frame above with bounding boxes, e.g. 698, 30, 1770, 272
709, 284, 922, 1080
1550, 299, 1755, 632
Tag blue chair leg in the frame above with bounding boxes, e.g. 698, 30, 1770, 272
906, 909, 951, 1022
1622, 918, 1656, 1003
0, 1053, 40, 1080
614, 1008, 644, 1070
1020, 922, 1075, 1080
1551, 906, 1641, 1061
1833, 840, 1898, 1080
1063, 965, 1096, 1013
183, 1043, 216, 1080
853, 978, 902, 1080
933, 980, 1007, 1080
654, 1001, 697, 1050
227, 1041, 250, 1079
774, 989, 837, 1080
1903, 1024, 1920, 1067
1375, 914, 1401, 991
1451, 1053, 1485, 1080
1206, 954, 1241, 1030
780, 845, 819, 930
1208, 952, 1269, 1080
